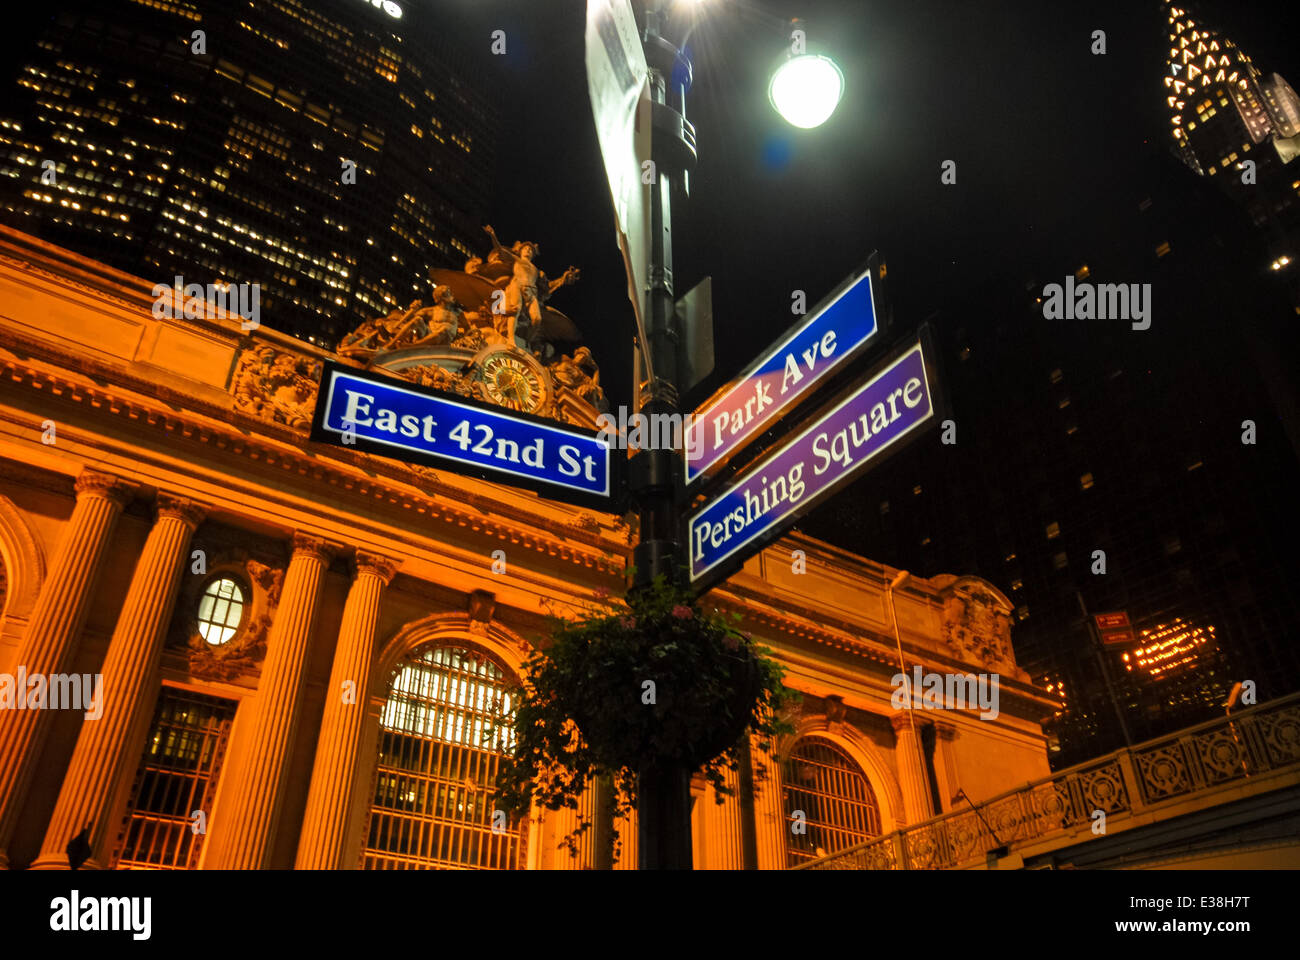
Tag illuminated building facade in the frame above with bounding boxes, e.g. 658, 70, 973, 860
1162, 1, 1300, 287
0, 227, 1055, 870
0, 0, 493, 347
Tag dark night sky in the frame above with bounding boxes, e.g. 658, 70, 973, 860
3, 0, 1293, 408
439, 0, 1300, 412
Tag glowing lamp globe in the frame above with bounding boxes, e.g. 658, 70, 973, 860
769, 54, 845, 129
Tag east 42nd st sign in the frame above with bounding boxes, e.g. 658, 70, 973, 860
311, 361, 616, 511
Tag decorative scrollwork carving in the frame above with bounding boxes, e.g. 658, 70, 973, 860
231, 346, 322, 430
939, 579, 1016, 673
167, 549, 284, 682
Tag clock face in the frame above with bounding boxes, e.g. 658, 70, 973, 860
478, 349, 547, 414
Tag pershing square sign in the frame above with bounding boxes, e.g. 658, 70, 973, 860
311, 361, 615, 509
688, 340, 935, 584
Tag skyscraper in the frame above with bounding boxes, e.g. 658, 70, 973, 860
0, 0, 496, 345
1162, 0, 1300, 297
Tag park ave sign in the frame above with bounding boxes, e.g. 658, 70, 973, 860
684, 265, 880, 486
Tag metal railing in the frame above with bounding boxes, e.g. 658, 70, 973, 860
795, 692, 1300, 869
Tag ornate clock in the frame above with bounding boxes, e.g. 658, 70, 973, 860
473, 345, 552, 415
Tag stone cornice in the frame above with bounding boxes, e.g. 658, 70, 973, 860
0, 352, 627, 576
711, 583, 1055, 709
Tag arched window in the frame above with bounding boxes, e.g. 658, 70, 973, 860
363, 644, 521, 869
782, 736, 881, 867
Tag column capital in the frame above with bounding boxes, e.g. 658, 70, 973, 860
890, 711, 933, 735
290, 532, 338, 564
354, 551, 399, 584
155, 493, 207, 530
74, 469, 132, 508
934, 720, 959, 741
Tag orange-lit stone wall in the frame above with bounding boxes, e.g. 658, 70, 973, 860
0, 227, 1054, 869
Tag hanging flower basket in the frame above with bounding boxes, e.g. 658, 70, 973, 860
491, 575, 797, 856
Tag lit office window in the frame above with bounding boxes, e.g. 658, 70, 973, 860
364, 645, 520, 870
782, 737, 880, 867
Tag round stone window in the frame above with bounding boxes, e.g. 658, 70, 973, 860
196, 577, 246, 645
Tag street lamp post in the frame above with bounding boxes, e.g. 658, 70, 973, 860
622, 0, 845, 869
629, 0, 697, 870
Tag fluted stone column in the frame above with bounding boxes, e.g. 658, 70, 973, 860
699, 765, 746, 869
749, 735, 788, 870
295, 551, 397, 869
31, 493, 205, 870
613, 805, 639, 870
932, 720, 960, 815
0, 470, 132, 869
891, 712, 935, 826
212, 533, 334, 869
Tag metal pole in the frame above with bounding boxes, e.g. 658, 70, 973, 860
1075, 592, 1134, 749
632, 0, 697, 869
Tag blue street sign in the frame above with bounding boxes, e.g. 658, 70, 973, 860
311, 361, 615, 508
685, 262, 880, 486
688, 339, 936, 585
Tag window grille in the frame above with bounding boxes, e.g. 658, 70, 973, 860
782, 737, 881, 868
111, 688, 235, 869
363, 645, 521, 869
